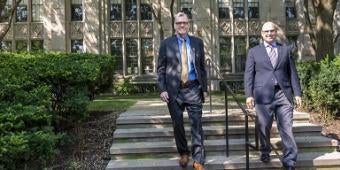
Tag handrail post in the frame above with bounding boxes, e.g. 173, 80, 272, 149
224, 84, 229, 157
245, 111, 250, 170
255, 116, 259, 149
208, 60, 212, 114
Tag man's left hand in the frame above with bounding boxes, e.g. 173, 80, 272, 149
295, 96, 302, 108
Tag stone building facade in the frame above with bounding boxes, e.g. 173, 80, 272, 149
0, 0, 339, 83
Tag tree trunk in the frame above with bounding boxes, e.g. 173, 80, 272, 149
151, 0, 164, 41
303, 0, 317, 53
170, 0, 175, 34
314, 0, 338, 61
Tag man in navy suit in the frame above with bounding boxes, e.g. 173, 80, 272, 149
244, 22, 302, 170
157, 12, 207, 170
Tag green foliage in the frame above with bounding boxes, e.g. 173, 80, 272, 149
0, 52, 114, 169
297, 55, 340, 124
113, 78, 136, 95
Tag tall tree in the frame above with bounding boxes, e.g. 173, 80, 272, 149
152, 0, 176, 41
170, 0, 175, 34
151, 0, 164, 41
304, 0, 338, 61
0, 0, 22, 41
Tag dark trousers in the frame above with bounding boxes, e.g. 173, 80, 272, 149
255, 88, 298, 167
167, 83, 205, 165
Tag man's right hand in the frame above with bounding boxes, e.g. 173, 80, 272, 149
246, 97, 255, 109
160, 91, 169, 103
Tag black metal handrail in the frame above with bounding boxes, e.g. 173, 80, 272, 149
206, 58, 258, 170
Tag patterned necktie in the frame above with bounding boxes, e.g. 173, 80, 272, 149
268, 45, 277, 67
181, 39, 188, 83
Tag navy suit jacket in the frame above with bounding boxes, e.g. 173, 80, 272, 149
157, 35, 207, 102
244, 43, 301, 104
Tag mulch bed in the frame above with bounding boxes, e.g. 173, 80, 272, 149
48, 111, 119, 170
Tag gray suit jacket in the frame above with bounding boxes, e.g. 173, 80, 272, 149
244, 43, 302, 104
157, 35, 207, 102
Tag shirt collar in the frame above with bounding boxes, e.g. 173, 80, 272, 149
264, 41, 277, 48
176, 34, 189, 43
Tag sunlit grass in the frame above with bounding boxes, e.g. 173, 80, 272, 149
87, 93, 159, 112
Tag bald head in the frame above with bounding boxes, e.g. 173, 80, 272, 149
261, 22, 277, 32
261, 22, 278, 44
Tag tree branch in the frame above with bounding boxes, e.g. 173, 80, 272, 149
0, 0, 22, 41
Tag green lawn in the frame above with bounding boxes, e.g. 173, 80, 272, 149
87, 93, 160, 112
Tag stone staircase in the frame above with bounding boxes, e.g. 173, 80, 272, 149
105, 99, 340, 170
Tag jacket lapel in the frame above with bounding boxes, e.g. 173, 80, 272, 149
260, 43, 273, 68
189, 36, 196, 66
170, 36, 181, 63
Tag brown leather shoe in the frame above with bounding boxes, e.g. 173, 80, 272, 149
179, 154, 189, 167
193, 161, 205, 170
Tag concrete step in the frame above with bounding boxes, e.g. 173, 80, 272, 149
116, 110, 310, 126
106, 99, 339, 169
110, 136, 338, 155
106, 151, 340, 170
113, 123, 321, 140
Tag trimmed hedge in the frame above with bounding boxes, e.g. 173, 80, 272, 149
297, 55, 340, 124
0, 52, 113, 169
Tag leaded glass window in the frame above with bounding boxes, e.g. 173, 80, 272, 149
219, 0, 230, 19
16, 40, 28, 52
0, 41, 12, 51
126, 0, 137, 20
16, 0, 28, 22
141, 38, 153, 74
71, 39, 83, 53
220, 37, 232, 72
249, 36, 260, 48
285, 0, 296, 19
248, 0, 259, 19
110, 39, 123, 74
110, 0, 122, 21
71, 0, 83, 21
181, 0, 193, 19
233, 0, 244, 19
287, 35, 298, 58
234, 37, 246, 72
126, 39, 138, 75
32, 0, 43, 22
141, 0, 152, 20
0, 0, 12, 22
31, 40, 43, 51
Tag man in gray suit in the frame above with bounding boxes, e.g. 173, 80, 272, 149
157, 12, 207, 170
244, 22, 302, 170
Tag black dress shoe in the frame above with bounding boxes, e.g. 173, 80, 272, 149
284, 166, 295, 170
260, 154, 270, 163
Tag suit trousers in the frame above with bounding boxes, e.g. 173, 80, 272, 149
167, 83, 205, 165
255, 88, 298, 167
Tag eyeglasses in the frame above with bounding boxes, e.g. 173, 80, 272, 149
262, 29, 276, 33
175, 22, 189, 25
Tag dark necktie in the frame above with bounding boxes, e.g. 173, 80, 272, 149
268, 45, 277, 67
181, 40, 188, 83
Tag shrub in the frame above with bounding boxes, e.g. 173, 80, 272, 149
113, 77, 136, 95
297, 56, 340, 124
0, 52, 114, 169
